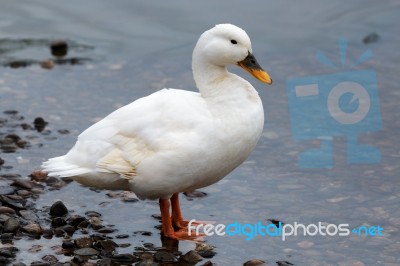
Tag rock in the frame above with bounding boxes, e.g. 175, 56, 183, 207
3, 217, 20, 233
49, 201, 68, 217
74, 236, 93, 248
0, 157, 4, 166
62, 240, 75, 250
0, 233, 14, 240
33, 117, 48, 132
11, 179, 34, 190
115, 234, 129, 239
19, 210, 38, 221
74, 247, 99, 256
111, 253, 138, 263
180, 250, 203, 263
197, 249, 216, 258
51, 217, 66, 227
40, 60, 54, 70
363, 33, 379, 44
85, 211, 101, 218
97, 227, 115, 234
276, 261, 294, 266
50, 40, 68, 57
41, 254, 58, 263
0, 186, 15, 196
30, 262, 51, 266
183, 190, 207, 200
0, 206, 16, 214
94, 239, 118, 254
244, 259, 266, 266
21, 223, 42, 236
154, 250, 177, 263
29, 170, 48, 182
67, 214, 86, 227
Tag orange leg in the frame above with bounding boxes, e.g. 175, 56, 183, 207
159, 197, 202, 241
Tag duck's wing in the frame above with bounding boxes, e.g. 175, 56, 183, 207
42, 89, 212, 179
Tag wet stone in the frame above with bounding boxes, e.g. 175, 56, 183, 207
62, 240, 75, 250
0, 214, 12, 223
51, 40, 69, 57
180, 250, 203, 263
19, 210, 38, 221
115, 234, 129, 239
74, 236, 93, 248
74, 247, 99, 256
0, 157, 4, 166
62, 225, 76, 236
97, 227, 115, 234
16, 190, 31, 197
29, 170, 48, 183
183, 190, 207, 200
154, 250, 177, 263
12, 179, 35, 190
51, 217, 66, 227
3, 217, 20, 233
197, 249, 216, 258
363, 32, 379, 44
42, 229, 53, 239
33, 117, 48, 132
0, 186, 15, 196
0, 206, 16, 214
0, 195, 25, 209
42, 254, 58, 263
111, 253, 138, 263
0, 233, 14, 240
30, 262, 51, 266
85, 211, 101, 218
276, 261, 294, 266
243, 259, 266, 266
22, 223, 42, 236
94, 239, 118, 253
12, 263, 27, 266
49, 201, 68, 217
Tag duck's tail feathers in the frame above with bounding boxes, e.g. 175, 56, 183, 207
41, 156, 92, 177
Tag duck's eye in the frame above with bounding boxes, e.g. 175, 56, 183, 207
230, 39, 237, 44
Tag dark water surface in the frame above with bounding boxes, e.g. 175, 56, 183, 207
1, 1, 399, 265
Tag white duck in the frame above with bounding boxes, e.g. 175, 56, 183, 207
42, 24, 272, 240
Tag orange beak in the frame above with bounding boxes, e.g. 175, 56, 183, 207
238, 52, 272, 85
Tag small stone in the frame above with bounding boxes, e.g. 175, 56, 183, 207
30, 262, 51, 266
29, 170, 48, 182
41, 254, 58, 263
49, 201, 68, 217
0, 186, 16, 196
62, 240, 75, 249
180, 250, 203, 263
97, 227, 115, 234
33, 117, 48, 132
19, 210, 38, 221
16, 190, 31, 197
183, 190, 207, 200
154, 250, 177, 263
95, 239, 118, 253
21, 223, 42, 236
74, 247, 99, 256
40, 60, 54, 70
57, 129, 70, 134
11, 179, 34, 190
0, 206, 16, 214
111, 253, 138, 263
62, 225, 76, 236
244, 259, 266, 266
0, 157, 4, 166
42, 229, 53, 239
85, 211, 101, 218
75, 236, 93, 248
276, 261, 294, 266
363, 33, 379, 44
50, 40, 68, 57
51, 217, 66, 227
197, 249, 216, 258
0, 233, 14, 240
115, 234, 129, 239
3, 217, 20, 233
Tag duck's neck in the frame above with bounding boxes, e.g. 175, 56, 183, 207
192, 59, 229, 98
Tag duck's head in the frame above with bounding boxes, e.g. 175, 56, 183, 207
194, 24, 272, 85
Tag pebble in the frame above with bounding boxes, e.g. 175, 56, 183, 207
19, 210, 38, 221
40, 60, 55, 70
21, 223, 42, 236
33, 117, 48, 132
154, 250, 177, 263
74, 247, 99, 256
243, 259, 266, 266
0, 186, 16, 196
11, 179, 35, 190
74, 236, 93, 248
180, 250, 203, 263
41, 254, 58, 263
111, 253, 138, 263
183, 190, 207, 200
50, 40, 69, 57
0, 206, 16, 214
3, 217, 20, 233
49, 201, 68, 217
363, 32, 379, 44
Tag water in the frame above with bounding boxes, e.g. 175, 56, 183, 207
1, 0, 399, 265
